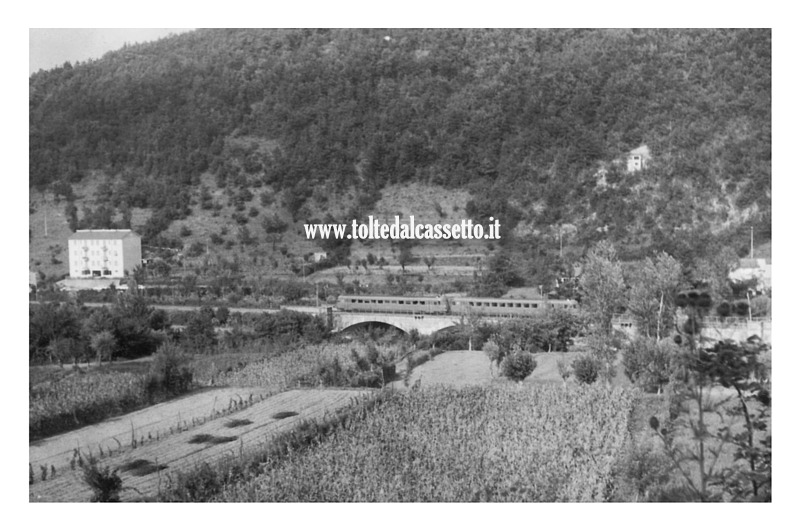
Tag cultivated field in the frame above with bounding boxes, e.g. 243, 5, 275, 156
30, 386, 268, 476
30, 388, 370, 502
216, 385, 635, 502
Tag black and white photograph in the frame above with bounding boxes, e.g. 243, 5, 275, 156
21, 8, 785, 515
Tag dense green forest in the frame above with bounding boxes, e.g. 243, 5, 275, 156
29, 28, 770, 270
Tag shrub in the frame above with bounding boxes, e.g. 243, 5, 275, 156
483, 338, 502, 368
623, 337, 678, 393
216, 306, 230, 325
146, 342, 193, 398
165, 463, 222, 502
572, 355, 600, 385
185, 241, 205, 258
83, 457, 122, 502
500, 350, 537, 382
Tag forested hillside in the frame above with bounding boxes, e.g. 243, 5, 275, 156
29, 28, 770, 285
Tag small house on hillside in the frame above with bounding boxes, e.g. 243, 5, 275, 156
594, 145, 652, 187
626, 145, 651, 173
67, 229, 142, 279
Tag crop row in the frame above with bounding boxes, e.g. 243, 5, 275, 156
209, 342, 368, 391
216, 384, 636, 502
30, 371, 149, 440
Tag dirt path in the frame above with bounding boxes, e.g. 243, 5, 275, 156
30, 388, 371, 502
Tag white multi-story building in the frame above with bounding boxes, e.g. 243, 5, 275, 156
67, 230, 142, 279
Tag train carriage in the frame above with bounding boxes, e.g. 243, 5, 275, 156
449, 297, 570, 317
337, 294, 577, 317
337, 295, 448, 314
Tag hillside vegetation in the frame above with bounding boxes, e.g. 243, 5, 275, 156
29, 29, 770, 286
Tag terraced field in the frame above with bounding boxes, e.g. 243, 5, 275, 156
30, 387, 268, 475
30, 388, 371, 502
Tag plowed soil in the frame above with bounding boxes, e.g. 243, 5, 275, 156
30, 388, 370, 502
30, 387, 269, 475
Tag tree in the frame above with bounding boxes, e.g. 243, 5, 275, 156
183, 307, 217, 352
262, 213, 288, 251
397, 246, 414, 272
579, 241, 626, 334
90, 331, 117, 364
29, 302, 83, 364
423, 256, 436, 271
131, 264, 147, 285
150, 259, 171, 279
627, 252, 683, 340
689, 246, 739, 303
109, 294, 161, 359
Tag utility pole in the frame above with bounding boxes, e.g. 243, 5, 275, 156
750, 226, 754, 259
559, 226, 563, 258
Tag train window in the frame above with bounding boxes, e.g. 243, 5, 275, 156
378, 300, 383, 304
492, 303, 497, 307
398, 301, 404, 304
523, 304, 530, 308
532, 304, 538, 308
469, 302, 474, 307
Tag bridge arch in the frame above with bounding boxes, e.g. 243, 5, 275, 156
338, 320, 408, 335
334, 312, 461, 335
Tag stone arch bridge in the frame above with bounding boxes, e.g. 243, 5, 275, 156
334, 312, 465, 335
333, 311, 642, 337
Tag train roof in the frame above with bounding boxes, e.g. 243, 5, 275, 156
338, 295, 443, 301
452, 296, 576, 304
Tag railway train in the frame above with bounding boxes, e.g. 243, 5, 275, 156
336, 294, 577, 317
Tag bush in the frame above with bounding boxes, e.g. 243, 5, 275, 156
572, 355, 600, 384
83, 457, 122, 502
145, 342, 193, 398
164, 463, 222, 502
623, 337, 678, 393
185, 241, 205, 258
483, 338, 503, 368
500, 351, 537, 382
